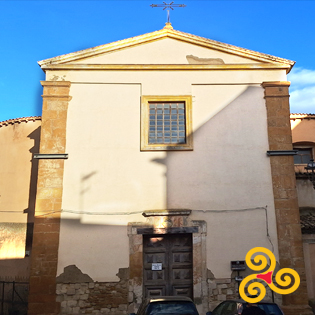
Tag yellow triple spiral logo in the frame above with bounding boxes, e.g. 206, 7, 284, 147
239, 247, 300, 303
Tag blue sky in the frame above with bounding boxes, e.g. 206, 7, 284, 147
0, 0, 314, 122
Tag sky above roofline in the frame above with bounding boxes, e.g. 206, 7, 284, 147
0, 0, 314, 121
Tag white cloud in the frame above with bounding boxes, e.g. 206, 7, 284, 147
288, 67, 315, 113
290, 86, 315, 113
288, 67, 315, 88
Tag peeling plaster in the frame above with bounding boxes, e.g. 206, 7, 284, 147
186, 55, 225, 65
56, 265, 93, 283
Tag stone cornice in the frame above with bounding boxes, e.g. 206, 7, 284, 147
142, 209, 192, 217
41, 63, 290, 72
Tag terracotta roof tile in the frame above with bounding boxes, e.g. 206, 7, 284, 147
290, 113, 315, 120
0, 116, 41, 128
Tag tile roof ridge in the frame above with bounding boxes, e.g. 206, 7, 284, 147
0, 116, 41, 128
290, 113, 315, 119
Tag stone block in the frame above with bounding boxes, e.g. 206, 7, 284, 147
128, 292, 134, 302
217, 295, 226, 301
60, 286, 68, 294
75, 283, 81, 289
67, 288, 76, 295
73, 294, 81, 301
68, 300, 78, 307
119, 304, 127, 311
77, 288, 86, 295
56, 295, 64, 302
216, 279, 231, 284
208, 280, 217, 290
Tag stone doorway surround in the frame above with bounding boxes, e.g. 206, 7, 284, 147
128, 210, 207, 314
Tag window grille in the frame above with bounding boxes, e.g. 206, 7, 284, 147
148, 102, 186, 145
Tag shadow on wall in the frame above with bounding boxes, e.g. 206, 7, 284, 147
151, 86, 269, 211
51, 85, 279, 295
0, 126, 40, 280
291, 117, 315, 143
59, 85, 269, 224
25, 126, 40, 255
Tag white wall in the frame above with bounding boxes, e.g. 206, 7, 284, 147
72, 38, 260, 65
56, 38, 285, 280
57, 79, 279, 280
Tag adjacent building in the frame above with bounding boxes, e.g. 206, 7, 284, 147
291, 114, 315, 303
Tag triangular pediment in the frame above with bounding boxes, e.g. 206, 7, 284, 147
38, 24, 294, 72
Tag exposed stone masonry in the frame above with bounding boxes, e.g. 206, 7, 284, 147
208, 278, 239, 310
56, 274, 282, 314
57, 281, 128, 315
208, 277, 282, 311
56, 267, 129, 314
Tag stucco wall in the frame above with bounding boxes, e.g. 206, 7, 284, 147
0, 119, 40, 277
296, 180, 315, 208
303, 235, 315, 300
71, 38, 260, 65
57, 69, 282, 281
291, 117, 315, 144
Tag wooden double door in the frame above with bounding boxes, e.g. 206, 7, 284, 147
143, 233, 193, 298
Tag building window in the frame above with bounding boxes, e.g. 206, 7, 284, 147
293, 148, 313, 164
141, 96, 193, 151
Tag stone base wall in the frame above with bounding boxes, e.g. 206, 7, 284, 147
56, 281, 128, 315
56, 276, 285, 314
208, 278, 239, 310
208, 277, 282, 311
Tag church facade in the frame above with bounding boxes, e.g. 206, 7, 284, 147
26, 24, 310, 315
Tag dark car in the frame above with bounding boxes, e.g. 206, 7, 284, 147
208, 300, 284, 315
131, 296, 199, 315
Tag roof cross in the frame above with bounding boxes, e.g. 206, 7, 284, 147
151, 2, 186, 24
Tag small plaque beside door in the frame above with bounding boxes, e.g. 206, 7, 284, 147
152, 263, 162, 271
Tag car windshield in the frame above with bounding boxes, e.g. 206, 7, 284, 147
146, 301, 198, 315
256, 304, 282, 315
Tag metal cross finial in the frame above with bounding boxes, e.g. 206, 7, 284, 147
151, 2, 186, 24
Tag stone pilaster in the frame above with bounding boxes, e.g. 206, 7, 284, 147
262, 82, 311, 315
28, 81, 71, 315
